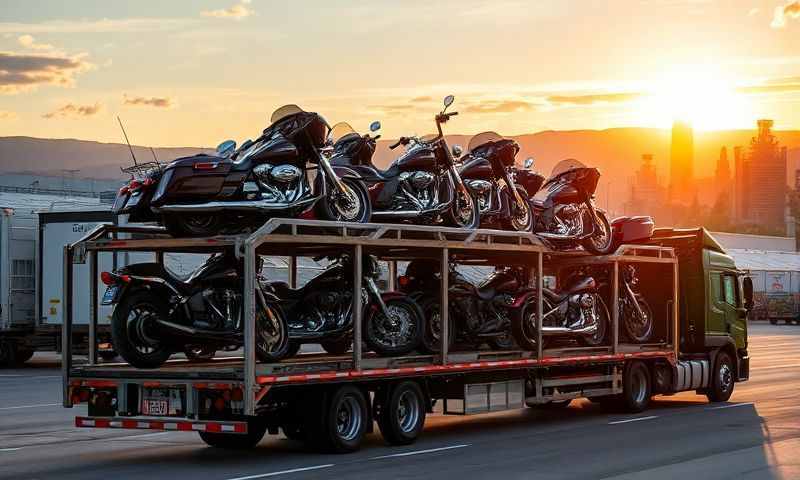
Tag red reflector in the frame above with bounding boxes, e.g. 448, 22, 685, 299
120, 275, 131, 283
118, 186, 129, 195
143, 177, 155, 186
128, 180, 142, 191
100, 271, 114, 285
193, 162, 219, 170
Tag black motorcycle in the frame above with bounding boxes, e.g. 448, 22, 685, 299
267, 255, 424, 357
511, 271, 610, 350
619, 265, 654, 343
329, 95, 479, 229
398, 260, 522, 352
529, 159, 615, 254
101, 250, 290, 368
458, 132, 534, 231
113, 104, 371, 237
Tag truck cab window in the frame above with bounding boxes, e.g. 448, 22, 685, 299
711, 273, 723, 303
723, 275, 738, 306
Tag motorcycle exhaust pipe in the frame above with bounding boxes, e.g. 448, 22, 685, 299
156, 319, 242, 342
541, 324, 598, 335
154, 197, 317, 214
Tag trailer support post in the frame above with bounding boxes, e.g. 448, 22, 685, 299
673, 261, 679, 356
353, 245, 363, 371
536, 251, 543, 360
88, 250, 98, 365
243, 242, 256, 416
288, 255, 297, 289
440, 248, 449, 365
387, 261, 397, 291
62, 245, 73, 407
611, 261, 619, 354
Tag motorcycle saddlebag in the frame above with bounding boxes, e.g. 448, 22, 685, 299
152, 154, 235, 205
611, 216, 655, 245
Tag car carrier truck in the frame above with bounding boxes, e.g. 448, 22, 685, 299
62, 220, 751, 452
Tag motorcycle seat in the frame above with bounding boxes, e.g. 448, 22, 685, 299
267, 281, 304, 300
362, 163, 400, 181
544, 277, 597, 304
474, 284, 497, 301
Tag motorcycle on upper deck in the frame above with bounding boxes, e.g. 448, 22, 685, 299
112, 105, 371, 237
528, 159, 616, 255
329, 95, 479, 229
458, 132, 536, 232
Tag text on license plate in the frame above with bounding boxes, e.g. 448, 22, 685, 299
142, 398, 169, 416
101, 286, 118, 305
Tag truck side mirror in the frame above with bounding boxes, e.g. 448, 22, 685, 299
743, 276, 754, 310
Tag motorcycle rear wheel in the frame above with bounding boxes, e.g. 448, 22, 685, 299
511, 296, 553, 351
111, 290, 173, 369
622, 294, 655, 343
418, 298, 455, 354
364, 298, 424, 356
162, 213, 223, 238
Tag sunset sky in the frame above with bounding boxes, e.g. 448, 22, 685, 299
0, 0, 799, 147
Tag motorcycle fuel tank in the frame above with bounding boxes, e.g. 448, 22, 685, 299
394, 145, 437, 172
459, 156, 494, 180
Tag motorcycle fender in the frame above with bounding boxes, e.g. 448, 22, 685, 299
510, 287, 539, 308
331, 165, 362, 180
611, 215, 655, 244
379, 291, 407, 302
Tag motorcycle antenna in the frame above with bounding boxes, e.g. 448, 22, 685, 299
149, 147, 160, 165
117, 116, 138, 167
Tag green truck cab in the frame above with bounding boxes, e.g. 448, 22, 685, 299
649, 228, 751, 400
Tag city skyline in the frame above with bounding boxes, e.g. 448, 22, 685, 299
0, 0, 799, 148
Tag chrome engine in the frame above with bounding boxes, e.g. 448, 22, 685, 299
551, 204, 584, 236
466, 180, 493, 213
250, 163, 304, 202
398, 171, 437, 210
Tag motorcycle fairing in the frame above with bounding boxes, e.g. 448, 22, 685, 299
232, 134, 299, 171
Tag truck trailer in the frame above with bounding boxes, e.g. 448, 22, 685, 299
63, 220, 751, 452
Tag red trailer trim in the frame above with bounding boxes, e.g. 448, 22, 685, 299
256, 350, 675, 385
75, 417, 248, 434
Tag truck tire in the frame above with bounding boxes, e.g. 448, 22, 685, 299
317, 386, 368, 453
622, 361, 651, 413
198, 420, 267, 449
377, 381, 426, 446
281, 423, 306, 442
706, 350, 735, 403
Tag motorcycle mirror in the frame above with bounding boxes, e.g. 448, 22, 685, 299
216, 140, 237, 158
524, 157, 534, 169
443, 95, 455, 110
451, 144, 463, 158
369, 121, 381, 132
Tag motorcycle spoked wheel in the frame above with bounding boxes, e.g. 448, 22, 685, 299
446, 188, 480, 229
418, 298, 455, 354
581, 210, 615, 255
504, 186, 533, 233
622, 294, 655, 343
255, 302, 291, 362
511, 296, 554, 351
162, 213, 224, 238
111, 290, 173, 369
579, 296, 611, 347
317, 178, 372, 224
364, 298, 424, 356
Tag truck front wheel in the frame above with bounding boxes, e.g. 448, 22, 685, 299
622, 361, 651, 413
706, 350, 735, 403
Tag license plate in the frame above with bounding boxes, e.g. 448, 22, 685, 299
142, 398, 169, 416
101, 285, 119, 305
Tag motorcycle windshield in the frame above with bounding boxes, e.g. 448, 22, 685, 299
467, 131, 504, 153
548, 158, 588, 181
329, 122, 359, 144
269, 104, 305, 124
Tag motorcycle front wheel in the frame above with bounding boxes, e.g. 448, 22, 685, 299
111, 289, 173, 369
446, 188, 480, 229
317, 178, 372, 224
581, 210, 615, 255
504, 186, 533, 232
579, 296, 610, 347
622, 294, 655, 343
364, 298, 424, 356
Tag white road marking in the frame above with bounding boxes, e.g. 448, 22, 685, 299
609, 415, 658, 425
369, 444, 471, 459
227, 464, 335, 480
707, 402, 755, 410
0, 403, 60, 410
0, 447, 23, 452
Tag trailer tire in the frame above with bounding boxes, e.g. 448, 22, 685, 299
622, 361, 651, 413
377, 381, 426, 446
318, 386, 368, 453
706, 350, 735, 403
198, 420, 267, 449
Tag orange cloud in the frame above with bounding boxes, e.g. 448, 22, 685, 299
201, 3, 254, 20
17, 34, 54, 51
0, 51, 93, 94
42, 102, 102, 119
547, 92, 641, 105
0, 110, 17, 119
771, 1, 800, 28
123, 94, 174, 108
465, 100, 537, 113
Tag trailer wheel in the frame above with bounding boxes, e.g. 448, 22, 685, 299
281, 423, 306, 442
318, 386, 368, 453
706, 350, 735, 403
198, 420, 267, 449
377, 381, 426, 446
622, 361, 651, 413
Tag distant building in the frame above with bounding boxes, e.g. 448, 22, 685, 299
669, 121, 695, 204
732, 119, 788, 233
624, 153, 666, 218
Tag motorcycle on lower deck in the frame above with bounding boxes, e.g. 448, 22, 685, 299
458, 132, 535, 232
398, 260, 523, 352
266, 255, 425, 357
527, 158, 616, 254
112, 104, 371, 237
101, 250, 290, 369
329, 95, 479, 229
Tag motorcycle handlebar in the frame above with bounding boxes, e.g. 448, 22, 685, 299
389, 136, 410, 150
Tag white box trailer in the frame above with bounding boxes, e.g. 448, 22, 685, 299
0, 208, 36, 330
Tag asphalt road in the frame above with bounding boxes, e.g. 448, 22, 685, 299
1, 322, 798, 480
